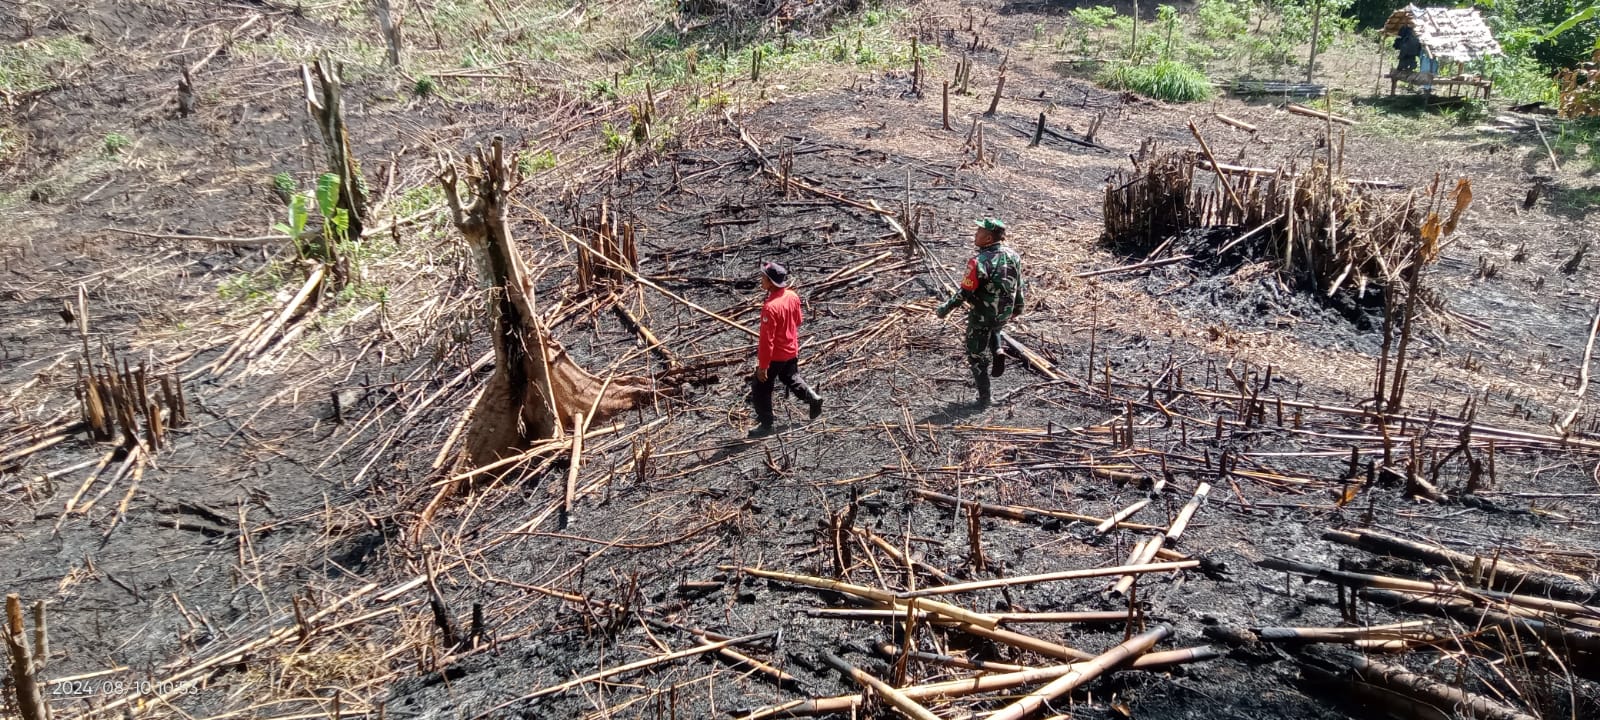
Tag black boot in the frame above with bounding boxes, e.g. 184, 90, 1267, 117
808, 397, 823, 420
991, 352, 1007, 377
747, 423, 775, 439
974, 368, 992, 408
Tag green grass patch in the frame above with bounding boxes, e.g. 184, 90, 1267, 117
1096, 60, 1215, 102
0, 35, 93, 99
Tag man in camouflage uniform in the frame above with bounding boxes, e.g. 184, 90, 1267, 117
936, 218, 1025, 407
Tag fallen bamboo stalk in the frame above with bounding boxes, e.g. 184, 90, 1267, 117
561, 411, 584, 526
858, 529, 954, 583
722, 566, 999, 629
1287, 102, 1358, 125
1252, 621, 1438, 643
246, 266, 326, 359
470, 631, 775, 719
1559, 299, 1600, 433
1361, 588, 1600, 654
532, 211, 757, 337
1188, 122, 1246, 215
1214, 214, 1287, 255
734, 642, 1215, 720
1259, 557, 1600, 619
1213, 112, 1257, 133
875, 640, 1028, 673
1323, 528, 1594, 600
987, 625, 1171, 720
1343, 655, 1537, 720
1165, 481, 1211, 542
0, 433, 71, 468
911, 488, 1164, 532
1095, 498, 1151, 534
899, 560, 1196, 598
103, 206, 438, 248
951, 620, 1095, 661
1156, 386, 1600, 452
1072, 255, 1193, 279
820, 651, 942, 720
1197, 160, 1402, 189
809, 608, 1135, 624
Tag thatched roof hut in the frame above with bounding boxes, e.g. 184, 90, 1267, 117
1382, 5, 1504, 63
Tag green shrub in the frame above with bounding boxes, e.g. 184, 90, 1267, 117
517, 149, 557, 175
1477, 54, 1559, 105
1097, 60, 1215, 102
102, 132, 131, 155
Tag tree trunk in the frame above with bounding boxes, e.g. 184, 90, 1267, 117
305, 56, 368, 265
4, 594, 47, 720
438, 137, 654, 469
374, 0, 402, 68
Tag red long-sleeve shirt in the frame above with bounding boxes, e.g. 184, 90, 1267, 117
757, 288, 802, 370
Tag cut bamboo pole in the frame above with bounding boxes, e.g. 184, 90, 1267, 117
1095, 498, 1151, 534
1213, 112, 1257, 133
911, 488, 1164, 531
1286, 102, 1358, 125
812, 607, 1138, 625
820, 652, 942, 720
244, 264, 326, 359
723, 566, 999, 629
1558, 299, 1600, 433
983, 625, 1171, 720
561, 411, 584, 527
470, 631, 775, 719
952, 621, 1095, 661
1322, 528, 1593, 600
4, 594, 47, 720
899, 560, 1196, 598
1361, 588, 1600, 653
1165, 481, 1211, 541
733, 643, 1215, 720
533, 212, 757, 337
1346, 655, 1537, 720
1259, 557, 1600, 619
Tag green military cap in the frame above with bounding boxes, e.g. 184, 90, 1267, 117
974, 218, 1005, 231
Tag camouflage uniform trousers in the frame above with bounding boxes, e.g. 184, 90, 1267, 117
964, 318, 1005, 396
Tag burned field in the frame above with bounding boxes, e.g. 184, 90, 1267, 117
5, 2, 1600, 720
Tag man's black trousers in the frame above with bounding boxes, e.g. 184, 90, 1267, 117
751, 358, 819, 424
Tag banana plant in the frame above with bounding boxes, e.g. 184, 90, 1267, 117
314, 172, 350, 247
273, 192, 311, 262
1542, 4, 1598, 52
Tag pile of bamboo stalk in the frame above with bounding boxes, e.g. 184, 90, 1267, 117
75, 350, 186, 451
1243, 527, 1600, 719
573, 199, 639, 291
1102, 138, 1469, 300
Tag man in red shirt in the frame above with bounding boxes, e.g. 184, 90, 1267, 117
749, 261, 822, 438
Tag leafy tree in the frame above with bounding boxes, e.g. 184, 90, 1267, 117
1480, 0, 1600, 71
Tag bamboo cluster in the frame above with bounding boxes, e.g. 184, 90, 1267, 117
75, 350, 187, 451
1102, 141, 1463, 300
574, 199, 639, 291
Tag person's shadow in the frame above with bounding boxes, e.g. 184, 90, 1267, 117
919, 401, 984, 425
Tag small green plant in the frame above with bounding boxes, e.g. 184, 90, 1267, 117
270, 171, 297, 204
601, 122, 627, 153
517, 149, 557, 175
1063, 6, 1118, 58
1097, 59, 1215, 102
102, 132, 131, 155
413, 75, 437, 97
